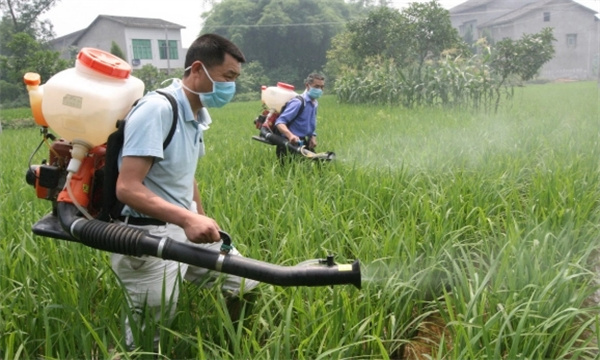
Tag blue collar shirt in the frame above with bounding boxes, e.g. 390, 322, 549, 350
274, 91, 317, 138
119, 80, 209, 216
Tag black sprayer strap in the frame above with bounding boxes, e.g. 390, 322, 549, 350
155, 90, 178, 149
286, 94, 305, 128
274, 95, 305, 135
98, 90, 179, 222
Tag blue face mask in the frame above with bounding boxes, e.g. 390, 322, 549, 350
184, 64, 236, 108
308, 87, 323, 100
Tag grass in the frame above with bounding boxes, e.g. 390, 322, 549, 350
1, 81, 599, 359
0, 107, 37, 130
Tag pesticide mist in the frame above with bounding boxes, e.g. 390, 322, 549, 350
336, 110, 534, 174
326, 88, 595, 179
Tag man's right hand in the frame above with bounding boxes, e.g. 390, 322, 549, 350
183, 214, 221, 243
276, 124, 299, 144
288, 134, 300, 145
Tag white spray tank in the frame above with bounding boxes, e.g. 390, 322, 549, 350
40, 48, 145, 150
24, 48, 144, 219
28, 47, 145, 173
261, 82, 297, 113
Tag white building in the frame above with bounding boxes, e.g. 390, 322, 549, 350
450, 0, 600, 80
50, 15, 186, 72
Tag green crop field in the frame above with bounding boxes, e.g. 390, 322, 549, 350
1, 81, 599, 359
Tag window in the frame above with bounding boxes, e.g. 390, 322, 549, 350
158, 40, 179, 60
566, 34, 577, 48
543, 12, 550, 22
132, 39, 152, 60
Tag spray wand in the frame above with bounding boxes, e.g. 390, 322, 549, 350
31, 204, 361, 289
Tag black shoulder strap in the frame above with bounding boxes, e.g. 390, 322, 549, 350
295, 95, 306, 118
155, 90, 178, 149
284, 95, 306, 128
98, 119, 125, 221
98, 90, 178, 222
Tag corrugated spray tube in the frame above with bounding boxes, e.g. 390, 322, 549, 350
56, 203, 360, 289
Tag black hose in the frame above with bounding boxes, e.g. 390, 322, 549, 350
259, 127, 303, 154
57, 202, 156, 256
55, 203, 361, 289
257, 128, 335, 161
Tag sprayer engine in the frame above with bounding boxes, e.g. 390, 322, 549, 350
26, 131, 106, 218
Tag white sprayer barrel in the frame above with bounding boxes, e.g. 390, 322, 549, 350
261, 82, 297, 113
41, 48, 144, 147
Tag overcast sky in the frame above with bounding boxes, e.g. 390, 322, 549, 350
41, 0, 465, 48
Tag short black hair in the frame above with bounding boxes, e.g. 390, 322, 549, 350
305, 73, 325, 85
184, 33, 245, 75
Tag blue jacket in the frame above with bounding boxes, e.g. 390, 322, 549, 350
274, 92, 317, 137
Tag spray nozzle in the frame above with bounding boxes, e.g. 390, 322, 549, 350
318, 254, 336, 267
66, 139, 92, 174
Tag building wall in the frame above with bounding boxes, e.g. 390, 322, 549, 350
77, 19, 127, 58
124, 27, 185, 71
53, 32, 84, 60
486, 2, 599, 80
538, 3, 598, 79
452, 4, 489, 35
451, 0, 537, 37
452, 0, 599, 80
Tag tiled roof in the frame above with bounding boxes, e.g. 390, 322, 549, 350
450, 0, 598, 14
49, 15, 185, 47
479, 0, 598, 27
450, 0, 495, 14
478, 0, 547, 27
98, 15, 185, 30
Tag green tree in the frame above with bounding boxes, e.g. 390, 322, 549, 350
0, 0, 69, 106
328, 1, 471, 108
489, 27, 556, 111
0, 0, 58, 43
201, 0, 366, 87
110, 41, 126, 61
344, 6, 404, 62
327, 1, 466, 78
0, 32, 68, 106
401, 1, 464, 67
235, 60, 269, 101
132, 64, 184, 94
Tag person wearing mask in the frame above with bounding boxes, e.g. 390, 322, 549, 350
274, 73, 325, 162
112, 33, 259, 350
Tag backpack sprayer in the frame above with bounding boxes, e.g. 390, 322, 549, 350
23, 48, 360, 289
252, 83, 335, 161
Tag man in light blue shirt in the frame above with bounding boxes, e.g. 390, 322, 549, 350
112, 33, 258, 350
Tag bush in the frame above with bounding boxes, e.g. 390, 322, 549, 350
334, 50, 511, 112
234, 92, 260, 103
0, 80, 26, 104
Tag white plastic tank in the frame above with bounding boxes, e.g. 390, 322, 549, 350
41, 47, 145, 147
261, 82, 297, 113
